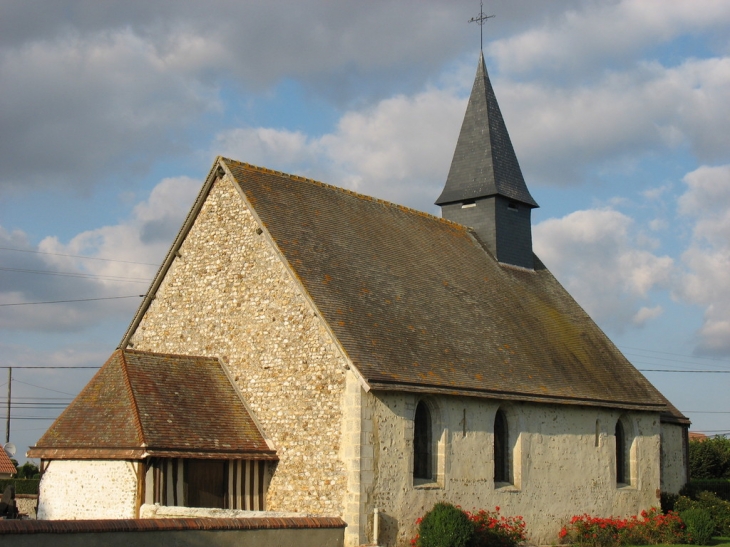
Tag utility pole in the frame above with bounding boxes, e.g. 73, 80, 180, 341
5, 367, 10, 443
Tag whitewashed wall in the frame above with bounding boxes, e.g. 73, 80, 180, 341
360, 392, 664, 546
38, 460, 138, 520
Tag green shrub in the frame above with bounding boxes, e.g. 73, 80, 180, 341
682, 479, 730, 502
676, 491, 730, 536
696, 491, 730, 536
417, 502, 474, 547
681, 507, 715, 545
689, 437, 730, 480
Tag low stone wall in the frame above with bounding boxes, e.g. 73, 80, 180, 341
0, 516, 345, 547
16, 495, 37, 520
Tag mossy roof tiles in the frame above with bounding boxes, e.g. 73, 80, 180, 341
28, 350, 276, 460
220, 160, 675, 414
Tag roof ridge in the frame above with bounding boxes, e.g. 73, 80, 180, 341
119, 350, 147, 448
220, 157, 471, 232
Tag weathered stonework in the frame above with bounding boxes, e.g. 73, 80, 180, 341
129, 175, 349, 517
660, 423, 687, 494
38, 460, 137, 519
362, 391, 662, 546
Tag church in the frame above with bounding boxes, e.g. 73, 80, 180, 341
29, 52, 689, 546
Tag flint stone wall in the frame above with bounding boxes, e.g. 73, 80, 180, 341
129, 174, 350, 517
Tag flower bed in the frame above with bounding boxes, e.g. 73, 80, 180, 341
559, 508, 687, 547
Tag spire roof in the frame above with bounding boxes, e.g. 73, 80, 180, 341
436, 51, 538, 207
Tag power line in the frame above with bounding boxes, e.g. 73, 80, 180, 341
638, 369, 730, 373
627, 355, 730, 371
620, 345, 730, 364
0, 366, 99, 369
0, 266, 151, 283
0, 295, 145, 307
12, 379, 77, 396
0, 246, 159, 266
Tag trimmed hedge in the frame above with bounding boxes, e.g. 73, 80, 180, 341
682, 480, 730, 502
0, 478, 40, 495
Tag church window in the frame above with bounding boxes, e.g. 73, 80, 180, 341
494, 409, 509, 483
615, 417, 634, 486
413, 401, 433, 480
616, 420, 626, 483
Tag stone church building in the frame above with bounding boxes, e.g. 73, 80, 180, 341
30, 53, 689, 546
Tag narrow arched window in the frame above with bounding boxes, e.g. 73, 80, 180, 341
413, 401, 432, 480
494, 409, 509, 483
616, 420, 626, 484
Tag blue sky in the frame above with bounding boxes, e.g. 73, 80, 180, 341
1, 0, 729, 462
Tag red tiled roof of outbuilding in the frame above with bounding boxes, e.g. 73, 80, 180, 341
0, 449, 17, 476
28, 350, 276, 460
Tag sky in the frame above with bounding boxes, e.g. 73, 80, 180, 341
1, 0, 729, 463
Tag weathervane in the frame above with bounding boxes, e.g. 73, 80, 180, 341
469, 1, 495, 51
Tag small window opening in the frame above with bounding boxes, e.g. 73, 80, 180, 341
507, 202, 518, 211
462, 200, 476, 209
616, 420, 627, 484
413, 401, 433, 480
494, 409, 509, 483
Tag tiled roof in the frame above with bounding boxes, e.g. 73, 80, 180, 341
28, 350, 276, 460
436, 51, 538, 208
222, 160, 671, 412
0, 449, 16, 475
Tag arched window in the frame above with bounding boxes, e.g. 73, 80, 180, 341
494, 409, 509, 483
615, 419, 627, 484
413, 401, 432, 480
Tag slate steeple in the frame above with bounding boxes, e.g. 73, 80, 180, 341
436, 51, 538, 269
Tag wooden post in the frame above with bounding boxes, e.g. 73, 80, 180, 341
135, 460, 145, 518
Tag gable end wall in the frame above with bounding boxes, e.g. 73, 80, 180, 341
129, 175, 350, 516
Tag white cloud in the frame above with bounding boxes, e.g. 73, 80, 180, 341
0, 176, 199, 332
498, 57, 730, 185
675, 164, 730, 354
0, 29, 220, 194
633, 305, 664, 326
214, 88, 466, 213
489, 0, 730, 77
534, 208, 673, 331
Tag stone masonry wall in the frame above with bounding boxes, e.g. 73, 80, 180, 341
37, 460, 137, 519
362, 391, 662, 546
129, 174, 349, 516
660, 422, 687, 494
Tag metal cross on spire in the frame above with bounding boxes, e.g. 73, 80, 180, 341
468, 1, 495, 51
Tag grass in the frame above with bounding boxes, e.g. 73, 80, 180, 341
625, 538, 730, 547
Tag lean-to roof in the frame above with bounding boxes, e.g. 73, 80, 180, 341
28, 349, 276, 460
